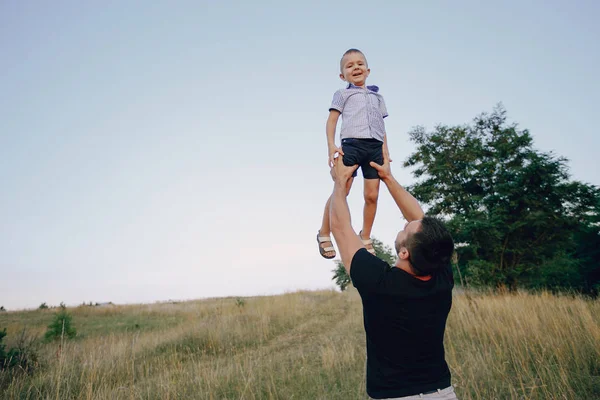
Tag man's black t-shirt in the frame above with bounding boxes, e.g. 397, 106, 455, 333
349, 248, 454, 399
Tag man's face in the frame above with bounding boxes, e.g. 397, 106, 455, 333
339, 52, 370, 87
395, 219, 422, 255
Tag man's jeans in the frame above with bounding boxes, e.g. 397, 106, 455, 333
381, 385, 458, 399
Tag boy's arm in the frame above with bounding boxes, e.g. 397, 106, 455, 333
326, 110, 342, 167
379, 95, 391, 161
383, 133, 392, 162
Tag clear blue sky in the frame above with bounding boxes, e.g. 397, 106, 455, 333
1, 1, 599, 309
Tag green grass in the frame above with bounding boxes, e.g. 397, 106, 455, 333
1, 289, 599, 399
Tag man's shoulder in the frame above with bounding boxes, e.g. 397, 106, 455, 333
351, 247, 389, 266
350, 249, 392, 292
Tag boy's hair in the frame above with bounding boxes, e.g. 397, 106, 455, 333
340, 48, 368, 72
400, 216, 455, 276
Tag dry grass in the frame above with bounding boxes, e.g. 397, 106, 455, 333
1, 289, 599, 399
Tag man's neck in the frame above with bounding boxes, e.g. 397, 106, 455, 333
395, 260, 412, 274
395, 260, 431, 280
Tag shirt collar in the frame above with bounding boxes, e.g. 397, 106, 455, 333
347, 83, 379, 92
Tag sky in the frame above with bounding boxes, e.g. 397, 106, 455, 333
1, 1, 599, 310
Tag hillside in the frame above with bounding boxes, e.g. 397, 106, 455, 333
1, 289, 599, 399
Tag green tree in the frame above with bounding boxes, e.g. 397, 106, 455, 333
44, 309, 77, 342
405, 104, 600, 291
332, 237, 397, 291
38, 302, 48, 310
572, 199, 600, 295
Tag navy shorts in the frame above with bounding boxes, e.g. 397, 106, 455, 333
341, 138, 384, 179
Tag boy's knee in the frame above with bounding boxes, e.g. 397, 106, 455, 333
364, 190, 378, 204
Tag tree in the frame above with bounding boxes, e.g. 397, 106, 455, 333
405, 104, 600, 291
44, 309, 77, 342
332, 237, 397, 291
38, 302, 48, 310
572, 198, 600, 296
0, 306, 5, 312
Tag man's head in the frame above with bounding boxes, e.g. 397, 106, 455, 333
339, 48, 370, 87
395, 216, 454, 276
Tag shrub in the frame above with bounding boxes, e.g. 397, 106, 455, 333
0, 329, 7, 364
0, 328, 39, 372
235, 297, 246, 308
44, 309, 77, 342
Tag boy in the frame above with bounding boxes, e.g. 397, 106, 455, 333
317, 48, 391, 259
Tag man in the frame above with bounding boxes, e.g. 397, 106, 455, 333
329, 151, 458, 399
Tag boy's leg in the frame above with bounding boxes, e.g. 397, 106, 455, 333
317, 178, 354, 258
359, 139, 384, 253
361, 177, 380, 252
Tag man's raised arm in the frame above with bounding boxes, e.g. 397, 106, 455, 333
329, 158, 363, 274
370, 150, 424, 222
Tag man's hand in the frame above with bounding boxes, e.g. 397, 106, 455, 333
369, 145, 393, 181
370, 147, 425, 221
330, 156, 358, 184
329, 156, 363, 274
328, 145, 344, 167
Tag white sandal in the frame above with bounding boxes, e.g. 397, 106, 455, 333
360, 231, 376, 255
317, 232, 336, 259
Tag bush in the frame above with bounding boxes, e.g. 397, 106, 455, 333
44, 309, 77, 342
332, 261, 351, 291
529, 253, 582, 293
0, 328, 39, 372
0, 306, 5, 312
0, 329, 6, 362
38, 302, 49, 310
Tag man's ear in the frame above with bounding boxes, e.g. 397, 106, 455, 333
398, 246, 410, 261
339, 73, 345, 81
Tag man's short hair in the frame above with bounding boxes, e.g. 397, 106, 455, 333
404, 216, 455, 276
340, 48, 368, 72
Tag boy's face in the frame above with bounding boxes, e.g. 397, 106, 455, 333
340, 52, 370, 87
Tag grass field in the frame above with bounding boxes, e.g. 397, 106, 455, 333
1, 289, 599, 399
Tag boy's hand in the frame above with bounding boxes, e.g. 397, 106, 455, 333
328, 145, 344, 167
